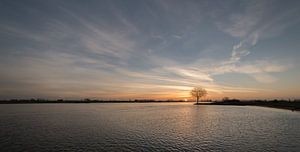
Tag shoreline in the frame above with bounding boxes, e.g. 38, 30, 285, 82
194, 101, 300, 111
0, 100, 193, 104
0, 100, 299, 111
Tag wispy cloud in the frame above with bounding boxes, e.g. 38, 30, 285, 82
211, 0, 300, 84
215, 1, 265, 37
0, 0, 299, 99
172, 35, 182, 39
211, 60, 290, 83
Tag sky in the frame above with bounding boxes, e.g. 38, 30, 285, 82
0, 0, 300, 100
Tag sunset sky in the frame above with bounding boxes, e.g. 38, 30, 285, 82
1, 0, 300, 100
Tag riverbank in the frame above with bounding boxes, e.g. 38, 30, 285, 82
0, 99, 193, 104
1, 99, 299, 111
195, 100, 300, 111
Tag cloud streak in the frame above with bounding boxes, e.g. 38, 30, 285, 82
0, 0, 299, 99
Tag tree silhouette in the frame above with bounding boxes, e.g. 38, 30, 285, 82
191, 87, 207, 104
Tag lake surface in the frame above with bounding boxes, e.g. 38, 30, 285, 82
0, 103, 299, 152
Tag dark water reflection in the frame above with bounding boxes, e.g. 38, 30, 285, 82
0, 103, 299, 151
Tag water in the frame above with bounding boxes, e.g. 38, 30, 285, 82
0, 103, 299, 152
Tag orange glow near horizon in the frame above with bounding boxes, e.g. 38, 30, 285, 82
60, 87, 299, 101
1, 0, 300, 101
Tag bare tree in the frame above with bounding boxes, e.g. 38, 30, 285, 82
191, 87, 207, 104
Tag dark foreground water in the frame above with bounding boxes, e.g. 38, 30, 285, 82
0, 103, 299, 152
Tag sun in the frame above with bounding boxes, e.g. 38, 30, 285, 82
184, 99, 188, 101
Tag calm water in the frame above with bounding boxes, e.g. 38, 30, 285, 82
0, 103, 299, 152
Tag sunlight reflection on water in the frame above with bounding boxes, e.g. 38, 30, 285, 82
0, 103, 299, 151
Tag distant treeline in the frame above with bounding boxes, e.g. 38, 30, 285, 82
0, 98, 193, 104
198, 98, 300, 111
1, 98, 299, 111
0, 98, 299, 103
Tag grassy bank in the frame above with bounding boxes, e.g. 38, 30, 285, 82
195, 100, 300, 111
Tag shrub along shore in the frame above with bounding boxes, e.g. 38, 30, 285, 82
0, 99, 299, 111
195, 99, 300, 111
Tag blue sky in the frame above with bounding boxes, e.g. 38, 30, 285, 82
0, 0, 300, 100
